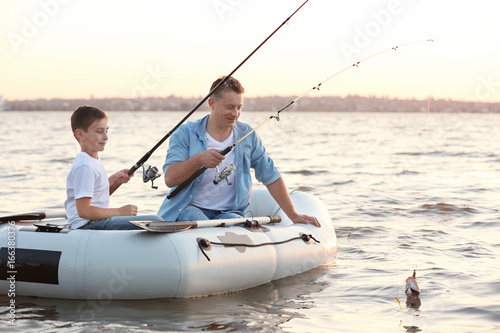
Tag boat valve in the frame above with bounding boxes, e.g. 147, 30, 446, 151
197, 238, 211, 250
213, 164, 236, 185
300, 233, 320, 244
142, 165, 161, 189
197, 238, 212, 261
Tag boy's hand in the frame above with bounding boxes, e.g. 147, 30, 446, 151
119, 204, 138, 216
116, 169, 134, 184
109, 169, 134, 195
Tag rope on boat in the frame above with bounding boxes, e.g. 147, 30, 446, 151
197, 233, 320, 261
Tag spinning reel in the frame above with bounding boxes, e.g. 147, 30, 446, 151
213, 164, 236, 185
142, 165, 161, 189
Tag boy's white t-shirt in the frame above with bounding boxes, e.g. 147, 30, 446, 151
190, 131, 236, 211
64, 152, 110, 229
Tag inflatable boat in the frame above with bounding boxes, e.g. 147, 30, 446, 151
0, 189, 337, 300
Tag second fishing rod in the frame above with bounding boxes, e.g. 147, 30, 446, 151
167, 39, 434, 199
112, 0, 310, 194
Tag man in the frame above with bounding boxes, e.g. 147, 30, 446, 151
157, 76, 319, 227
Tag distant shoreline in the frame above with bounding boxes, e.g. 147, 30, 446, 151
2, 95, 499, 113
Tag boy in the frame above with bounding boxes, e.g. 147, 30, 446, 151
64, 105, 163, 229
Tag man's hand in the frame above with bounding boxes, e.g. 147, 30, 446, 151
290, 213, 321, 227
200, 149, 225, 168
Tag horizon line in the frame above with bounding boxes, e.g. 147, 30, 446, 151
2, 94, 499, 104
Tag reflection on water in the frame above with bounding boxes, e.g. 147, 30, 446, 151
0, 267, 330, 332
406, 294, 421, 311
1, 111, 500, 332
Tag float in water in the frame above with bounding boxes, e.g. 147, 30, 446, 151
0, 189, 337, 300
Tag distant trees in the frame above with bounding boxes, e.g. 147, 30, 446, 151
4, 95, 499, 113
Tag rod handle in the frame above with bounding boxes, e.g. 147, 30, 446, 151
166, 146, 233, 200
167, 166, 207, 199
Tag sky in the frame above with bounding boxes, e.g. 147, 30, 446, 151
1, 0, 499, 103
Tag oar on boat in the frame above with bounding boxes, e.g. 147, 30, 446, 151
0, 211, 67, 223
129, 215, 282, 233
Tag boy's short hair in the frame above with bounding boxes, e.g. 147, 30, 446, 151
210, 76, 245, 100
71, 105, 107, 134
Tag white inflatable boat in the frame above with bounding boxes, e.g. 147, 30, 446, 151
0, 189, 337, 300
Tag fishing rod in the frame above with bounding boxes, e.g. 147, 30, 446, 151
167, 39, 434, 199
118, 0, 310, 191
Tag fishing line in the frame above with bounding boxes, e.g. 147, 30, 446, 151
273, 39, 434, 117
240, 40, 435, 140
168, 39, 434, 199
114, 0, 310, 190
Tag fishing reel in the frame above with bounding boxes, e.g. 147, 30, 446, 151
142, 165, 161, 189
213, 164, 236, 185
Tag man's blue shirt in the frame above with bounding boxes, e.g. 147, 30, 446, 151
157, 115, 281, 221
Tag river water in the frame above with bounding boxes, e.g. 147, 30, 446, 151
1, 111, 499, 332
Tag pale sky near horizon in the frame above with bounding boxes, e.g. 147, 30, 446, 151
1, 0, 499, 103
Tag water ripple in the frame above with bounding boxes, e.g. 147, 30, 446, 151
413, 203, 477, 215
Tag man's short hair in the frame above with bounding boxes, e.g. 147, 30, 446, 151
210, 76, 245, 100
